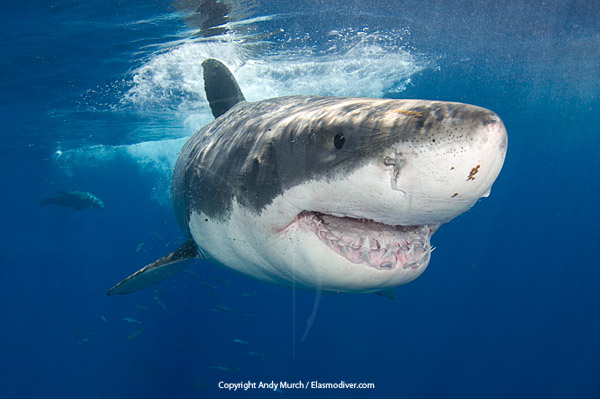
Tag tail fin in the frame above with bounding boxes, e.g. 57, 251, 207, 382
202, 58, 246, 118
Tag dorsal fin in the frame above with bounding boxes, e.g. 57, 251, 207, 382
202, 58, 246, 118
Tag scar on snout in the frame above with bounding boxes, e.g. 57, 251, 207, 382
467, 165, 481, 181
392, 109, 425, 117
451, 193, 459, 198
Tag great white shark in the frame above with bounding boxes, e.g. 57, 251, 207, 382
108, 58, 507, 297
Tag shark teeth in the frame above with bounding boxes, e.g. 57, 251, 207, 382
380, 238, 387, 250
359, 250, 371, 262
383, 247, 394, 259
424, 246, 436, 257
361, 236, 371, 250
294, 211, 435, 272
403, 260, 420, 270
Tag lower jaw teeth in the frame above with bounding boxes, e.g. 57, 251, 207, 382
324, 232, 432, 268
332, 241, 427, 271
403, 260, 420, 270
301, 212, 431, 271
359, 250, 370, 261
383, 248, 394, 258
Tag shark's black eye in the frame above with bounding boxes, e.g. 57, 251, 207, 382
333, 133, 345, 149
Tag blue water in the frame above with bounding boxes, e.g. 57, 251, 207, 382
1, 1, 599, 398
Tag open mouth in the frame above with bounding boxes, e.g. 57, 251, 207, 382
292, 211, 436, 271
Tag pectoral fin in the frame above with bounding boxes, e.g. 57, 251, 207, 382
107, 239, 202, 295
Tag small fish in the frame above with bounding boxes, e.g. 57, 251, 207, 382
100, 315, 107, 323
135, 242, 145, 253
128, 328, 144, 340
248, 351, 265, 357
183, 269, 201, 277
209, 366, 240, 372
209, 275, 229, 284
154, 296, 170, 314
198, 281, 218, 289
123, 317, 143, 324
135, 305, 150, 312
241, 292, 256, 297
233, 339, 250, 345
151, 231, 163, 240
212, 304, 235, 313
78, 338, 89, 347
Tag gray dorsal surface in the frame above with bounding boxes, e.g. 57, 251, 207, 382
172, 95, 501, 226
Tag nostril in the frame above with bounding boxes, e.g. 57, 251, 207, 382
384, 157, 396, 166
483, 114, 500, 126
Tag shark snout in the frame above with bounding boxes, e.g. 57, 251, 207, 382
380, 105, 507, 225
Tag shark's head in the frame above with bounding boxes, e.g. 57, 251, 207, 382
174, 94, 507, 293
